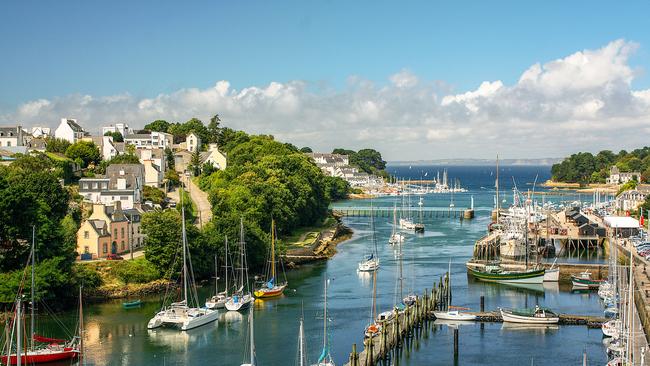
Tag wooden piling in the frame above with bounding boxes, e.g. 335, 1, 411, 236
453, 328, 459, 359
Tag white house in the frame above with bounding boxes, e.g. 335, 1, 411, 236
30, 126, 51, 138
55, 118, 88, 143
307, 153, 349, 166
78, 164, 144, 209
102, 123, 132, 137
607, 166, 641, 185
186, 132, 201, 152
200, 143, 227, 170
84, 136, 118, 161
124, 131, 173, 150
136, 148, 166, 187
0, 126, 27, 147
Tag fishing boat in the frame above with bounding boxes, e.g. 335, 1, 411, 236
388, 203, 405, 245
312, 278, 336, 366
122, 299, 143, 309
358, 200, 380, 272
2, 229, 82, 365
571, 271, 604, 289
148, 201, 219, 330
254, 219, 288, 298
226, 218, 254, 311
206, 237, 231, 309
543, 267, 559, 282
500, 305, 559, 324
240, 306, 257, 366
468, 264, 545, 284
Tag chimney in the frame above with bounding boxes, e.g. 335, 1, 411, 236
114, 200, 122, 212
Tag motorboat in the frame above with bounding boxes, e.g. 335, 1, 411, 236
500, 305, 559, 324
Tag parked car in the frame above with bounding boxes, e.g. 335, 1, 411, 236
106, 254, 124, 260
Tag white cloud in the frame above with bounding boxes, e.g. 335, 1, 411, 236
2, 39, 650, 160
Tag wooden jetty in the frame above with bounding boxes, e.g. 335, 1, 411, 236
332, 206, 474, 219
344, 271, 608, 366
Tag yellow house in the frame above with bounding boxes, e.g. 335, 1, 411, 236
77, 219, 111, 259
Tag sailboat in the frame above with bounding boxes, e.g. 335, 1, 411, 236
205, 237, 230, 309
1, 227, 82, 365
297, 307, 308, 366
364, 270, 382, 338
254, 219, 288, 298
388, 203, 405, 245
148, 201, 219, 330
358, 200, 379, 272
225, 218, 254, 311
240, 307, 257, 366
312, 278, 335, 366
399, 179, 416, 230
433, 260, 476, 321
414, 197, 425, 233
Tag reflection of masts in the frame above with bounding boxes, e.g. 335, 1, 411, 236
30, 226, 35, 351
496, 154, 500, 225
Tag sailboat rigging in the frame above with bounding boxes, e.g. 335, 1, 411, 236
226, 218, 254, 311
254, 219, 288, 298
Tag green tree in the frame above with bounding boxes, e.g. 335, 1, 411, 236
207, 114, 222, 143
144, 120, 171, 133
143, 185, 165, 205
300, 146, 313, 153
189, 149, 202, 176
165, 169, 181, 187
165, 147, 175, 170
142, 210, 183, 276
45, 137, 71, 154
103, 131, 124, 142
65, 141, 100, 167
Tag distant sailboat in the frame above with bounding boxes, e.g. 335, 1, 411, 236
433, 260, 476, 321
254, 219, 288, 298
206, 237, 230, 309
312, 278, 335, 366
226, 218, 254, 311
358, 200, 379, 272
388, 203, 405, 245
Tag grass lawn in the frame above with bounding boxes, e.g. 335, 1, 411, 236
284, 215, 337, 249
46, 152, 71, 161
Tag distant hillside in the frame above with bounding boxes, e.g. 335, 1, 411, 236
388, 158, 562, 166
551, 147, 650, 184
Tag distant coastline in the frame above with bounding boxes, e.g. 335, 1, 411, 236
388, 158, 562, 166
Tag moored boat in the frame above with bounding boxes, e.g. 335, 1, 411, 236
122, 299, 142, 309
254, 219, 288, 299
468, 265, 545, 284
500, 305, 559, 324
571, 271, 604, 289
433, 309, 477, 321
226, 218, 254, 311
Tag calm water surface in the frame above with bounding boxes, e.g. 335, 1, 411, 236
34, 166, 609, 365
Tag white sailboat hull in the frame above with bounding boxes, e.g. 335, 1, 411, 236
148, 307, 219, 330
225, 294, 253, 311
433, 311, 476, 321
358, 259, 380, 272
500, 309, 559, 324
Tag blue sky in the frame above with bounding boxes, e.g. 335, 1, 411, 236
2, 0, 649, 105
2, 1, 650, 159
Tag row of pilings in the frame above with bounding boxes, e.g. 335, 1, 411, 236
345, 272, 451, 366
333, 208, 474, 220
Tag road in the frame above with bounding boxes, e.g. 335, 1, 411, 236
184, 175, 213, 228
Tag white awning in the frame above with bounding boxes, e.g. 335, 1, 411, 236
603, 216, 640, 228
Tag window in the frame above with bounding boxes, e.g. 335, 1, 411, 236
7, 141, 11, 147
93, 182, 98, 189
102, 243, 108, 253
84, 231, 89, 239
84, 246, 89, 254
121, 227, 125, 238
121, 241, 125, 250
121, 196, 128, 201
114, 228, 117, 237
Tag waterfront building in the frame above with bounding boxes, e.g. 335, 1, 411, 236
102, 123, 132, 137
55, 118, 89, 143
78, 164, 144, 209
136, 148, 166, 187
616, 185, 650, 211
186, 132, 201, 152
0, 125, 28, 147
77, 201, 145, 259
307, 151, 383, 188
124, 131, 173, 150
603, 216, 640, 238
607, 166, 641, 185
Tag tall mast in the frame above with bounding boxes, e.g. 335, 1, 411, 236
30, 226, 35, 351
371, 269, 377, 320
240, 217, 246, 292
79, 286, 84, 365
224, 236, 229, 296
271, 219, 276, 281
398, 243, 404, 300
181, 197, 188, 305
323, 278, 328, 351
249, 307, 255, 365
447, 259, 452, 311
496, 154, 500, 225
16, 297, 21, 366
299, 315, 305, 366
214, 254, 218, 295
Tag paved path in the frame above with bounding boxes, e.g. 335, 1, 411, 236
184, 175, 212, 228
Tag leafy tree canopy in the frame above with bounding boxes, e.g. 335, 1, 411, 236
552, 147, 650, 184
103, 131, 124, 142
65, 141, 100, 168
144, 120, 171, 133
45, 137, 71, 154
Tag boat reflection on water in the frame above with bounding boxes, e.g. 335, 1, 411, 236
500, 322, 559, 332
542, 281, 559, 294
434, 319, 476, 328
147, 321, 217, 351
467, 275, 545, 296
358, 270, 372, 286
222, 310, 244, 324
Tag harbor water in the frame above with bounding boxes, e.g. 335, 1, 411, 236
32, 166, 609, 365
